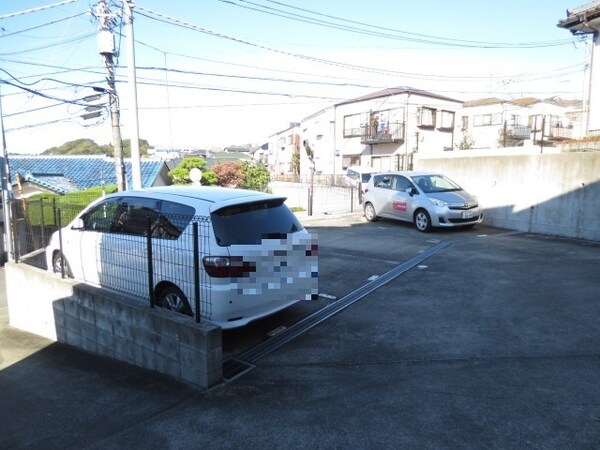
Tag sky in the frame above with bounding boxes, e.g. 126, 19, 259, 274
0, 0, 593, 154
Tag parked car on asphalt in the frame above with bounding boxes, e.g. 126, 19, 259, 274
345, 166, 379, 204
345, 166, 378, 189
46, 186, 318, 329
362, 171, 483, 232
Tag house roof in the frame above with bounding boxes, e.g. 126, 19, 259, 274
8, 155, 168, 194
205, 151, 252, 168
461, 97, 505, 108
17, 173, 79, 195
510, 97, 540, 107
462, 96, 583, 109
558, 1, 600, 34
334, 86, 463, 107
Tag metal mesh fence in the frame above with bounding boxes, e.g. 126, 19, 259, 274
10, 197, 214, 323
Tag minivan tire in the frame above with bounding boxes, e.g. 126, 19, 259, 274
156, 284, 193, 316
364, 203, 378, 222
52, 251, 73, 278
414, 209, 432, 232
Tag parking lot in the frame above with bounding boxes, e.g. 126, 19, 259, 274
1, 212, 600, 449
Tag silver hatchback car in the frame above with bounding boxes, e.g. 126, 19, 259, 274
362, 171, 483, 232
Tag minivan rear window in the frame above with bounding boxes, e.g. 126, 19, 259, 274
211, 199, 304, 246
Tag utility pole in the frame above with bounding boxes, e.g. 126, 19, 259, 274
0, 93, 14, 263
303, 140, 315, 216
96, 0, 126, 191
122, 0, 142, 189
540, 115, 546, 154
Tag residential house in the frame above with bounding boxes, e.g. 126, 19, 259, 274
332, 87, 463, 172
300, 107, 335, 176
204, 151, 253, 169
252, 143, 269, 166
458, 97, 584, 150
8, 155, 172, 198
268, 123, 301, 175
558, 2, 600, 135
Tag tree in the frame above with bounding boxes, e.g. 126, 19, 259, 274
122, 138, 153, 157
291, 153, 300, 175
212, 161, 244, 187
457, 129, 475, 150
42, 138, 153, 156
240, 162, 270, 192
42, 138, 108, 155
168, 157, 209, 185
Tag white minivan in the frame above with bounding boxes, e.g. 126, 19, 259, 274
46, 186, 318, 329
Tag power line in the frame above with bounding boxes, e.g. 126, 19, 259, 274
0, 0, 78, 20
0, 79, 97, 107
221, 0, 574, 49
0, 11, 88, 39
134, 6, 586, 83
0, 32, 97, 56
136, 66, 381, 89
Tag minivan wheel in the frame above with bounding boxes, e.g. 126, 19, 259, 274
156, 285, 193, 316
364, 203, 378, 222
414, 209, 432, 233
52, 251, 73, 278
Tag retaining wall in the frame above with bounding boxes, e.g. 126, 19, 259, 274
415, 152, 600, 242
5, 262, 222, 389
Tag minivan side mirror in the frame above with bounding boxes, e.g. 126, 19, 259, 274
406, 187, 418, 196
71, 218, 84, 230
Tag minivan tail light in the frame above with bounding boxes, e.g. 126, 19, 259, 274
203, 256, 257, 278
305, 243, 318, 256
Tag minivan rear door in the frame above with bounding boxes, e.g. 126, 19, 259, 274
210, 198, 318, 320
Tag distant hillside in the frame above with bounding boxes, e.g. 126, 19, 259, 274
42, 138, 153, 157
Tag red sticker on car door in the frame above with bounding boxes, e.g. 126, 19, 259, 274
392, 200, 407, 212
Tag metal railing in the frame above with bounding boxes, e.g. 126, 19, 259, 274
361, 121, 405, 144
9, 198, 213, 324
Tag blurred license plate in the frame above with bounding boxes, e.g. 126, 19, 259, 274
462, 211, 474, 219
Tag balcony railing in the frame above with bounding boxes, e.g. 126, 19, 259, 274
361, 121, 405, 144
507, 125, 531, 140
547, 126, 573, 140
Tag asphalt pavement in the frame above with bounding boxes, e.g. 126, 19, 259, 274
1, 213, 600, 449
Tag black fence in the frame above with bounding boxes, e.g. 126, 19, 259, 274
9, 197, 214, 324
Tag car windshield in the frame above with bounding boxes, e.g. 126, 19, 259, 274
211, 198, 304, 246
412, 174, 461, 193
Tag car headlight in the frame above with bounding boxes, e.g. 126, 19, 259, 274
430, 198, 449, 207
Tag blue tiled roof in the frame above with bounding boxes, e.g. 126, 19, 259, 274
8, 155, 167, 193
20, 174, 79, 195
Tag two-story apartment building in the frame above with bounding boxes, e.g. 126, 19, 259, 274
267, 122, 301, 175
264, 89, 584, 177
333, 87, 463, 172
458, 97, 584, 150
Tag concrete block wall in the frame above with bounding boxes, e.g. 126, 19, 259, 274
6, 262, 222, 389
415, 152, 600, 242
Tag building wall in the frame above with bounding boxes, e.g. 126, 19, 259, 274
300, 108, 335, 176
415, 151, 600, 241
268, 124, 301, 175
459, 101, 583, 151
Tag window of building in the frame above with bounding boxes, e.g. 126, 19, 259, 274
342, 156, 361, 169
418, 107, 436, 127
473, 114, 502, 127
528, 115, 543, 131
343, 113, 366, 137
439, 110, 455, 129
461, 116, 469, 130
